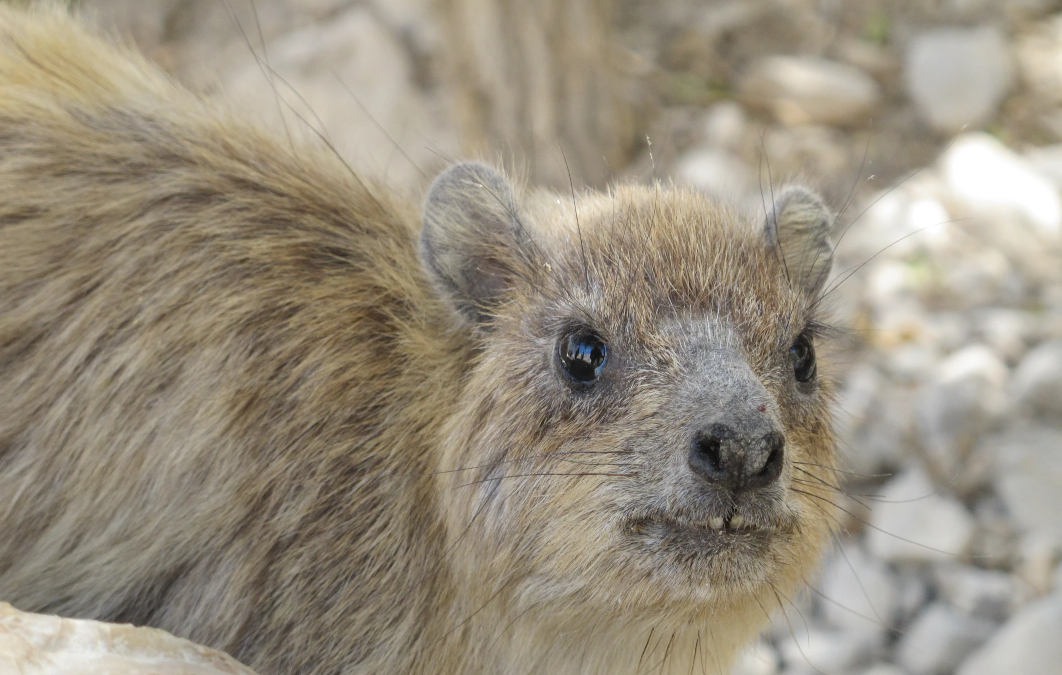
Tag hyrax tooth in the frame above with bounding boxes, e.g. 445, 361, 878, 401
709, 517, 725, 530
730, 515, 746, 530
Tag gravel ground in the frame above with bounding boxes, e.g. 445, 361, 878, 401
58, 1, 1062, 673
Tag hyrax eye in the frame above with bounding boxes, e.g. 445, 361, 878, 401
558, 332, 608, 383
790, 333, 817, 383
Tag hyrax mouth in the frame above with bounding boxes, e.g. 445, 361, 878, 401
627, 509, 771, 543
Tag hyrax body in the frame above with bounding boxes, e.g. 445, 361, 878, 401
0, 7, 839, 675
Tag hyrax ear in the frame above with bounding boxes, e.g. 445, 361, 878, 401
765, 187, 834, 297
421, 162, 532, 326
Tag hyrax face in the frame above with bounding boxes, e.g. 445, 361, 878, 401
422, 163, 838, 620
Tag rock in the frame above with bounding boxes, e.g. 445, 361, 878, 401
0, 602, 258, 675
957, 592, 1062, 675
739, 56, 881, 126
905, 27, 1013, 134
916, 345, 1008, 488
895, 568, 931, 626
778, 626, 882, 674
1017, 532, 1061, 595
994, 425, 1062, 546
222, 6, 458, 192
833, 366, 907, 474
674, 148, 751, 196
732, 640, 780, 675
934, 563, 1020, 621
861, 665, 909, 675
867, 469, 976, 563
819, 542, 900, 637
896, 602, 997, 675
972, 308, 1036, 364
942, 133, 1062, 237
701, 101, 747, 151
1011, 340, 1062, 419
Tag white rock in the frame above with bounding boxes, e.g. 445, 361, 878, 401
702, 101, 747, 151
739, 56, 881, 126
994, 426, 1062, 546
819, 542, 900, 637
834, 366, 907, 474
942, 133, 1062, 237
861, 665, 909, 675
1011, 340, 1062, 419
896, 602, 997, 675
934, 563, 1019, 621
0, 602, 258, 675
905, 27, 1013, 134
867, 469, 976, 563
674, 148, 751, 196
732, 640, 780, 675
778, 626, 881, 674
957, 592, 1062, 675
916, 345, 1009, 483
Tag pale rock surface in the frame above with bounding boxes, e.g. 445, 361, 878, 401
701, 101, 748, 151
819, 542, 900, 637
1011, 340, 1062, 419
0, 603, 258, 675
731, 640, 780, 675
905, 27, 1013, 134
777, 626, 882, 675
942, 133, 1062, 237
933, 563, 1019, 621
675, 148, 751, 196
867, 469, 975, 563
895, 602, 997, 675
739, 56, 880, 126
956, 592, 1062, 675
916, 344, 1008, 488
993, 425, 1062, 545
861, 665, 909, 675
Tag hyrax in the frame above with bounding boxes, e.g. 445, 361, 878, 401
0, 6, 839, 675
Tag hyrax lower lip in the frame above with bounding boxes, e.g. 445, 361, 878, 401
630, 511, 768, 537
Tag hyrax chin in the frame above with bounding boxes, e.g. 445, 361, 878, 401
0, 6, 839, 675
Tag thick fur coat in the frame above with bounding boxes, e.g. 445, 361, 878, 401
0, 6, 838, 674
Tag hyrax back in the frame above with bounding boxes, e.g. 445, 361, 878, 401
0, 7, 839, 675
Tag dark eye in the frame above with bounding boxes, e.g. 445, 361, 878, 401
790, 333, 817, 383
558, 332, 608, 383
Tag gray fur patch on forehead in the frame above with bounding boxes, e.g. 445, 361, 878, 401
765, 187, 834, 297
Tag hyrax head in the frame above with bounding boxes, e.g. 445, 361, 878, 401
421, 163, 838, 618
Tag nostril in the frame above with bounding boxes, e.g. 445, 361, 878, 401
748, 432, 785, 488
698, 435, 723, 472
689, 424, 735, 482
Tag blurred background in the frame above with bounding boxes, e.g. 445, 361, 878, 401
75, 1, 1062, 673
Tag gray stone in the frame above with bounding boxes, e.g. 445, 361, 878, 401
994, 426, 1062, 546
942, 133, 1062, 237
739, 56, 881, 126
861, 665, 909, 675
1011, 340, 1062, 419
896, 602, 997, 675
934, 563, 1019, 621
867, 469, 976, 563
905, 27, 1013, 134
916, 345, 1009, 487
833, 366, 907, 474
778, 626, 882, 674
674, 148, 751, 197
957, 593, 1062, 675
731, 640, 780, 675
819, 542, 899, 637
701, 101, 747, 151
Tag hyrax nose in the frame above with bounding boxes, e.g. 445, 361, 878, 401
689, 423, 785, 492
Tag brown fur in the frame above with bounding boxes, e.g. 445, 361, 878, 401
0, 6, 839, 675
